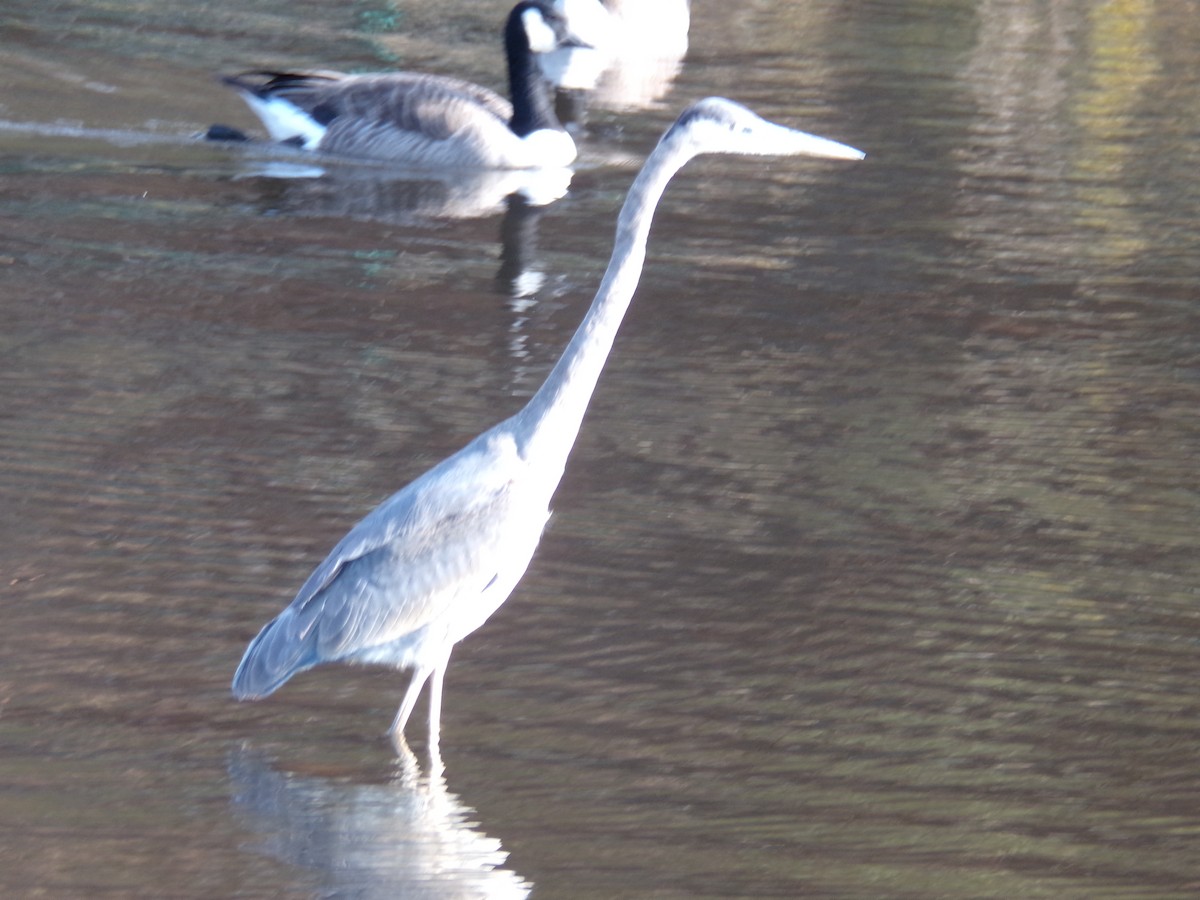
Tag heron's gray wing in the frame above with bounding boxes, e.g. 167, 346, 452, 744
233, 428, 534, 699
284, 432, 527, 659
302, 478, 518, 661
232, 475, 512, 698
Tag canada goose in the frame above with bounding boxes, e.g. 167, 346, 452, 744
231, 97, 864, 753
222, 1, 583, 169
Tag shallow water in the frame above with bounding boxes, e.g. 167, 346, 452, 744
3, 0, 1200, 897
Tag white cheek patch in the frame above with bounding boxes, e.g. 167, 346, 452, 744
243, 94, 327, 149
522, 9, 560, 53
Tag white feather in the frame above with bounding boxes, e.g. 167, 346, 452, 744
240, 93, 327, 148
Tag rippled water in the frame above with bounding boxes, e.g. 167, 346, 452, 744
3, 0, 1199, 896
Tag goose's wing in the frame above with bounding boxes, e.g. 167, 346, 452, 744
225, 70, 513, 143
321, 74, 517, 162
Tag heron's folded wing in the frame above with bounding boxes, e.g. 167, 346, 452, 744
286, 432, 530, 657
303, 481, 518, 660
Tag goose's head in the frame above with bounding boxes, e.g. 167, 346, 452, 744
664, 97, 865, 162
509, 0, 591, 55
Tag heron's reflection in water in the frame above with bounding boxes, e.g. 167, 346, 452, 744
229, 745, 532, 899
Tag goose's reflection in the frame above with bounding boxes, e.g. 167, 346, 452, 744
221, 148, 573, 226
494, 191, 561, 395
229, 743, 532, 899
496, 193, 549, 301
210, 141, 573, 363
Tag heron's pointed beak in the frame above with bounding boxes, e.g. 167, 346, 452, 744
774, 123, 865, 160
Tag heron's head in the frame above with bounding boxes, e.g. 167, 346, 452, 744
664, 97, 865, 161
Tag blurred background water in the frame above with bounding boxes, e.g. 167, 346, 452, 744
2, 0, 1199, 896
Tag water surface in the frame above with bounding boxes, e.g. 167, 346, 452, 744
2, 0, 1199, 896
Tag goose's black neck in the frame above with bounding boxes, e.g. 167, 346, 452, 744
504, 3, 564, 137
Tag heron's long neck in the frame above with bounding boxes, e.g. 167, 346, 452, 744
512, 134, 693, 474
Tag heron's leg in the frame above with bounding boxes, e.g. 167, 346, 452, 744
426, 651, 452, 754
428, 665, 445, 746
389, 667, 431, 744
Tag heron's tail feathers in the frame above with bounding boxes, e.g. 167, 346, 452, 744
231, 607, 320, 700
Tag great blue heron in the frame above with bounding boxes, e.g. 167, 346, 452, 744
220, 1, 583, 168
232, 97, 864, 751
